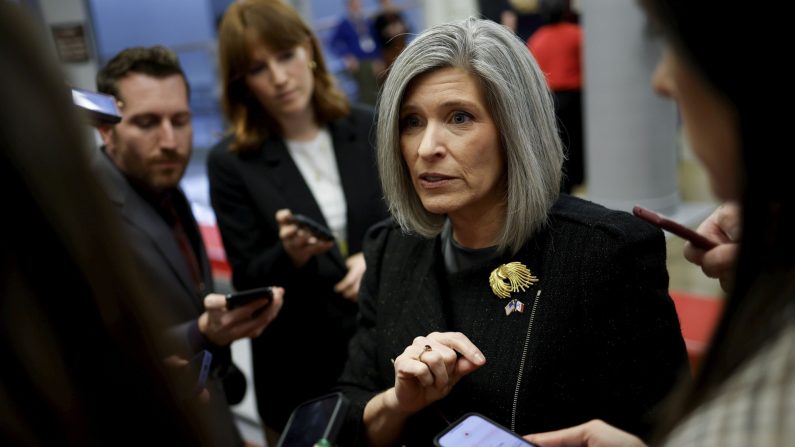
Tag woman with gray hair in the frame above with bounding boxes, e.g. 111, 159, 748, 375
337, 18, 687, 446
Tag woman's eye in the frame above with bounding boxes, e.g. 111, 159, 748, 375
401, 115, 421, 129
279, 50, 296, 62
452, 112, 472, 124
248, 63, 266, 75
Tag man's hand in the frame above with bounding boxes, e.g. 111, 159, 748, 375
198, 287, 284, 346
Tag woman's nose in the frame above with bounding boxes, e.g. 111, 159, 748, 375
417, 122, 445, 159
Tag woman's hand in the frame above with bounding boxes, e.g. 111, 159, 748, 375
524, 420, 646, 447
683, 202, 741, 292
334, 252, 365, 302
276, 209, 334, 268
361, 332, 486, 447
391, 332, 486, 414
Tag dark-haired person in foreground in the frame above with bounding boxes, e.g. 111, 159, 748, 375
526, 2, 795, 446
1, 3, 215, 445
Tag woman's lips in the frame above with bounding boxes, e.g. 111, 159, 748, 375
418, 173, 456, 189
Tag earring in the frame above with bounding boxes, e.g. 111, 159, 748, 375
309, 60, 317, 70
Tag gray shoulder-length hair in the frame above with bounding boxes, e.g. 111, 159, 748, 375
377, 17, 563, 254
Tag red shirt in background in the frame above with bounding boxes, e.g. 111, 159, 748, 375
527, 22, 582, 91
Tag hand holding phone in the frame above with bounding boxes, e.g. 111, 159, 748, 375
632, 206, 717, 250
290, 214, 335, 242
435, 413, 539, 447
225, 286, 273, 310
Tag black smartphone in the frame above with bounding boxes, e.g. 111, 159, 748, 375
290, 214, 335, 242
225, 286, 273, 310
632, 205, 717, 250
277, 392, 350, 447
70, 87, 122, 125
435, 413, 539, 447
178, 349, 213, 399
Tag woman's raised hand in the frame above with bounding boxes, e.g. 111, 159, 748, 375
276, 208, 334, 268
391, 332, 486, 414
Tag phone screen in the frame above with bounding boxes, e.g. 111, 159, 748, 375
277, 393, 348, 447
71, 88, 122, 124
436, 414, 537, 447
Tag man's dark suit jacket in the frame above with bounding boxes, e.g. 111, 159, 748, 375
93, 152, 242, 447
338, 194, 689, 445
207, 104, 388, 429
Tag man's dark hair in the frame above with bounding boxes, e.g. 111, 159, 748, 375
96, 46, 189, 101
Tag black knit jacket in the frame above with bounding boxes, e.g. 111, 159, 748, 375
337, 194, 689, 446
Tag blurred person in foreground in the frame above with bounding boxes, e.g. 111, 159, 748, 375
0, 3, 214, 445
94, 46, 284, 446
526, 2, 795, 447
209, 0, 388, 439
336, 18, 688, 446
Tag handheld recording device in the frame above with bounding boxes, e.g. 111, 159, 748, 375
632, 205, 717, 250
277, 392, 350, 447
290, 214, 335, 242
225, 286, 273, 310
434, 413, 539, 447
70, 87, 122, 125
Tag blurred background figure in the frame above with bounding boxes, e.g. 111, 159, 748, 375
0, 3, 213, 445
527, 0, 584, 193
371, 0, 410, 74
329, 0, 382, 105
210, 0, 388, 443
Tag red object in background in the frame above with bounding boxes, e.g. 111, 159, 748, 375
669, 291, 724, 372
199, 223, 231, 281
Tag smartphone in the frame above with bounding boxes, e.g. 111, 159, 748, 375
277, 392, 350, 447
435, 413, 539, 447
70, 87, 122, 125
632, 205, 717, 250
178, 349, 213, 399
290, 214, 335, 242
225, 286, 273, 310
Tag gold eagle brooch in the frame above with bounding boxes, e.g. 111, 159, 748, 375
489, 262, 539, 299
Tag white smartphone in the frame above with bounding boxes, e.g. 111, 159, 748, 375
435, 413, 539, 447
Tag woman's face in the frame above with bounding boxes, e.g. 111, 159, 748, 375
244, 34, 315, 125
652, 47, 742, 200
399, 67, 506, 222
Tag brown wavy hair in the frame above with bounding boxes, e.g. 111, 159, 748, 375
218, 0, 349, 153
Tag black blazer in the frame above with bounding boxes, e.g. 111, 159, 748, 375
93, 151, 242, 447
338, 195, 689, 445
207, 104, 389, 428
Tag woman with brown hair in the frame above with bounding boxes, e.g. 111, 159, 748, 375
208, 0, 388, 437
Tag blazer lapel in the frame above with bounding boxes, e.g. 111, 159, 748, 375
259, 137, 348, 272
96, 153, 198, 300
120, 190, 200, 301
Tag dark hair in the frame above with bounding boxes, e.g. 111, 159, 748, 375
539, 0, 569, 23
0, 4, 209, 444
217, 0, 349, 153
641, 0, 795, 438
96, 46, 190, 102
